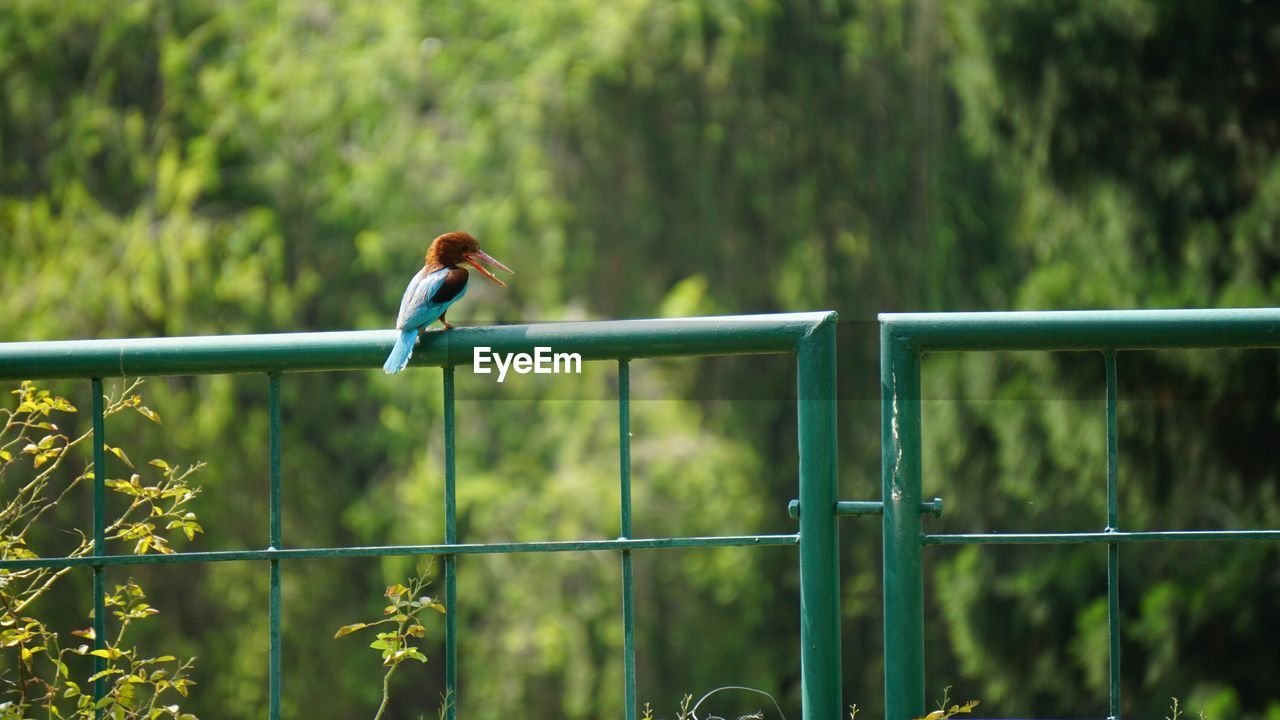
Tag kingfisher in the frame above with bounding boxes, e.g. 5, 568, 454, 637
382, 231, 513, 374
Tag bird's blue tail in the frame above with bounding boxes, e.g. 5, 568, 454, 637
383, 329, 418, 374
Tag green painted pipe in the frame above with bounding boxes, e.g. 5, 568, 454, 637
0, 534, 800, 571
881, 308, 1280, 352
0, 313, 833, 379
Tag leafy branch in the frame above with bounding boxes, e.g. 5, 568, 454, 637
914, 686, 979, 720
1166, 697, 1208, 720
1, 380, 204, 718
335, 571, 445, 720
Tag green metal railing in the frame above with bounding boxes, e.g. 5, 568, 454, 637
880, 308, 1280, 720
0, 313, 841, 720
11, 307, 1273, 720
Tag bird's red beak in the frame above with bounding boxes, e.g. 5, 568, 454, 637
464, 250, 513, 288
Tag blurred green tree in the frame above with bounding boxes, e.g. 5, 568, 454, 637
2, 0, 1278, 718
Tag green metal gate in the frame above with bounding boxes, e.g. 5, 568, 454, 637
0, 312, 841, 720
6, 307, 1278, 719
879, 308, 1280, 720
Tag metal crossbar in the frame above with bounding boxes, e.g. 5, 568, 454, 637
879, 308, 1280, 720
0, 313, 840, 720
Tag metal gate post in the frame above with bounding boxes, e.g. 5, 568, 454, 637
797, 314, 841, 720
881, 321, 925, 720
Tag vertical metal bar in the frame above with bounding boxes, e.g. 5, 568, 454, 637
881, 326, 925, 720
797, 316, 841, 720
91, 378, 107, 716
618, 360, 637, 720
268, 373, 283, 720
1105, 351, 1121, 720
443, 365, 459, 720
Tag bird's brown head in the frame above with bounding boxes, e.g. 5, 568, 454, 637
425, 231, 513, 287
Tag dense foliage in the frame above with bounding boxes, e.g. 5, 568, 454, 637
2, 1, 1278, 718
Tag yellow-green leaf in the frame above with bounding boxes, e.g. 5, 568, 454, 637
88, 667, 124, 682
334, 622, 369, 638
109, 445, 135, 468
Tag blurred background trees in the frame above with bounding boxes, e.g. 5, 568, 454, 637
2, 0, 1278, 717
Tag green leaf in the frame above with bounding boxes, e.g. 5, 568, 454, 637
88, 667, 124, 682
333, 622, 369, 638
109, 445, 135, 468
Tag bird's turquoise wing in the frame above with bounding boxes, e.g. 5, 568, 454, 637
395, 267, 468, 330
395, 267, 447, 330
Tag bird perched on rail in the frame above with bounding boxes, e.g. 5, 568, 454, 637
383, 231, 513, 374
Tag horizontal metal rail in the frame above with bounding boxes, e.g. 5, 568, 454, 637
0, 313, 831, 379
881, 307, 1280, 352
925, 530, 1280, 545
0, 535, 800, 570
